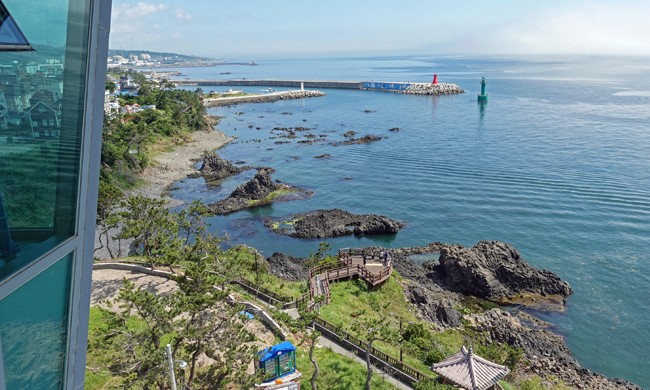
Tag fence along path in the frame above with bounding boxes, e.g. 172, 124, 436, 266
94, 249, 433, 387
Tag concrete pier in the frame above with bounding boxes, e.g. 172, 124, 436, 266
174, 79, 466, 96
174, 79, 364, 89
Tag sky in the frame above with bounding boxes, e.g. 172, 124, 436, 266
109, 0, 650, 59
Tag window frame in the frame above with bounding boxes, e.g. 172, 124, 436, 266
0, 0, 111, 389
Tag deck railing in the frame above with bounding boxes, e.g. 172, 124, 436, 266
265, 249, 394, 310
314, 317, 433, 383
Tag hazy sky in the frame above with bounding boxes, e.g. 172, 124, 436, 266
109, 0, 650, 59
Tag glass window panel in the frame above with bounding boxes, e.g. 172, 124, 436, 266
0, 0, 91, 281
0, 252, 73, 390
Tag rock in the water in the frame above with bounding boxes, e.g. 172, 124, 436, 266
404, 285, 460, 329
342, 130, 356, 137
265, 209, 405, 238
437, 241, 573, 299
334, 134, 386, 146
198, 152, 252, 180
315, 154, 331, 159
266, 252, 309, 281
389, 127, 402, 131
207, 170, 278, 215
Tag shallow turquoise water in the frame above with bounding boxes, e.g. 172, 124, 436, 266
165, 56, 650, 387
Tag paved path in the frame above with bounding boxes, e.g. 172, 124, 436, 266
316, 336, 412, 390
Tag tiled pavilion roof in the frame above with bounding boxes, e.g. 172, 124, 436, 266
431, 346, 510, 390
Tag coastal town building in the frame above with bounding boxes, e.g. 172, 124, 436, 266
0, 1, 111, 389
119, 75, 138, 92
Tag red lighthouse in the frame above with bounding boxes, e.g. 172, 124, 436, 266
432, 74, 438, 84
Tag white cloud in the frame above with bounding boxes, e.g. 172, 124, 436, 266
450, 4, 650, 56
175, 8, 192, 20
112, 2, 168, 20
506, 6, 650, 55
172, 32, 183, 39
110, 3, 170, 47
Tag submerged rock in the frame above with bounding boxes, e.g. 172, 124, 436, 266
266, 252, 309, 281
264, 209, 405, 238
436, 241, 573, 299
315, 154, 331, 159
334, 134, 386, 146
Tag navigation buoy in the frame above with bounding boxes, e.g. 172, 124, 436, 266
478, 76, 488, 102
432, 74, 438, 84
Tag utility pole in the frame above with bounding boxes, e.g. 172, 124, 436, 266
165, 344, 177, 390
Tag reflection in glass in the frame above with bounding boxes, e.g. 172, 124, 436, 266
0, 252, 73, 390
0, 0, 32, 51
0, 0, 90, 281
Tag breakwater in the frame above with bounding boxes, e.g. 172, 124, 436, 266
175, 78, 464, 96
202, 90, 325, 107
175, 79, 364, 89
399, 83, 465, 95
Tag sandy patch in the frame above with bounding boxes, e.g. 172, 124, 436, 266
91, 269, 178, 305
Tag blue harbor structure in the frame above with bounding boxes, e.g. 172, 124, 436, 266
255, 341, 297, 382
363, 81, 411, 91
478, 76, 488, 102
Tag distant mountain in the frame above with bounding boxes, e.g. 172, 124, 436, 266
108, 49, 215, 62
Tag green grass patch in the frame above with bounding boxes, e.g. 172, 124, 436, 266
222, 246, 306, 299
320, 275, 432, 373
85, 307, 122, 390
295, 345, 398, 390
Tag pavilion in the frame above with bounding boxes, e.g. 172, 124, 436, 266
430, 346, 510, 390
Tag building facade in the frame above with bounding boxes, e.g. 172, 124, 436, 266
0, 0, 111, 389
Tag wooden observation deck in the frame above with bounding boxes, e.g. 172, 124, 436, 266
295, 248, 393, 309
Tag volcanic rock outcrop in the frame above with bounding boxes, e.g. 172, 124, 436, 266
264, 209, 405, 238
463, 309, 641, 390
266, 252, 309, 281
207, 170, 278, 215
196, 152, 252, 180
436, 241, 573, 299
404, 284, 461, 329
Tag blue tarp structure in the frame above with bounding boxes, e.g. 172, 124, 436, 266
257, 341, 296, 363
240, 310, 254, 320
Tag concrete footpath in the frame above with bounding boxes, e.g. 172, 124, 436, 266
316, 336, 412, 390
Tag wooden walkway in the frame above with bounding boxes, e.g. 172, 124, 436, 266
295, 248, 393, 309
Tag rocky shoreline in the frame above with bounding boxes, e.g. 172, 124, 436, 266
399, 83, 465, 96
105, 89, 641, 389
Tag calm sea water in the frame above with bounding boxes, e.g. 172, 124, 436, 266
162, 56, 650, 387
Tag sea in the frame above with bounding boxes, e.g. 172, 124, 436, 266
158, 55, 650, 387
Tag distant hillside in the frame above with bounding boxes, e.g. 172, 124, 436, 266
108, 49, 215, 61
